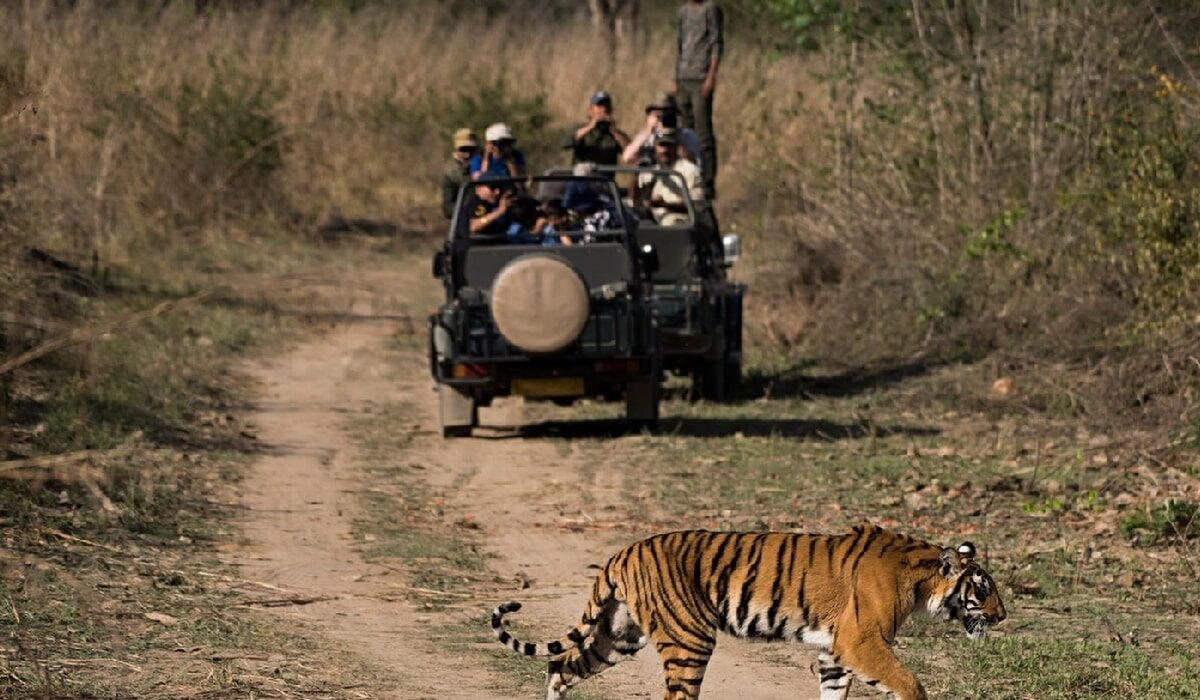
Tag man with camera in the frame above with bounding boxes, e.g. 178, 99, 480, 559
567, 91, 630, 166
468, 175, 518, 235
621, 92, 701, 168
470, 123, 527, 180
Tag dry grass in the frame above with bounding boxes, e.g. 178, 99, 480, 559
0, 2, 825, 259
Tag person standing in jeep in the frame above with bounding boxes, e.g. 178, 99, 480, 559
673, 0, 722, 200
568, 91, 630, 166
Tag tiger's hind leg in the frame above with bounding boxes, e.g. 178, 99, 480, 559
648, 620, 716, 699
545, 600, 646, 699
817, 650, 852, 700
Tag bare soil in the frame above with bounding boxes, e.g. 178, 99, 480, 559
228, 265, 824, 699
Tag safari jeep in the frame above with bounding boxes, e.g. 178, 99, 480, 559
428, 174, 661, 437
592, 166, 745, 401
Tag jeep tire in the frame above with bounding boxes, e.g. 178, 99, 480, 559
624, 379, 659, 430
438, 384, 477, 438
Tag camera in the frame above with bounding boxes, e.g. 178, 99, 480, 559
594, 118, 611, 133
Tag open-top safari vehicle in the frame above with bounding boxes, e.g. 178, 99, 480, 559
577, 165, 745, 401
428, 174, 663, 437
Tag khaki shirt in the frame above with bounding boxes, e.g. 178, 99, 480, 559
638, 159, 704, 226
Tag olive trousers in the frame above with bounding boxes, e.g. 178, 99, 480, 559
675, 78, 717, 199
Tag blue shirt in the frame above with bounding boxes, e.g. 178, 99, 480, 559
470, 198, 514, 235
469, 150, 526, 179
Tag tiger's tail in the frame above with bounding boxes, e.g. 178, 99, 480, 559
491, 570, 612, 657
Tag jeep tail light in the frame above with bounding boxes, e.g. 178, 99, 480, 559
596, 359, 640, 374
451, 363, 491, 378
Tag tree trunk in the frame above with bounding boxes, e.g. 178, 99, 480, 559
588, 0, 640, 61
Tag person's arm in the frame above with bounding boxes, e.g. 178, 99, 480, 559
469, 194, 513, 234
621, 131, 648, 164
611, 122, 631, 150
470, 152, 490, 180
441, 173, 458, 220
673, 7, 684, 94
686, 165, 706, 203
621, 114, 657, 163
509, 151, 527, 178
702, 4, 723, 97
574, 119, 597, 142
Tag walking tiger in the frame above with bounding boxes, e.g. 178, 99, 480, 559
491, 525, 1006, 700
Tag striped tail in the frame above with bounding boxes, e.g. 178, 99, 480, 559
491, 601, 599, 657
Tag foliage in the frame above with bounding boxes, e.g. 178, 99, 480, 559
742, 0, 909, 50
366, 78, 554, 163
1119, 499, 1200, 544
1084, 69, 1200, 324
174, 59, 287, 192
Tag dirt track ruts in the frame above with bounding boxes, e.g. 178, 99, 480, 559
228, 263, 823, 699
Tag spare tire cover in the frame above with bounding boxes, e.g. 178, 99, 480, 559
490, 255, 589, 353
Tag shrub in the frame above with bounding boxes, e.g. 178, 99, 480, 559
366, 78, 555, 166
1119, 499, 1200, 544
1083, 69, 1200, 326
174, 59, 287, 196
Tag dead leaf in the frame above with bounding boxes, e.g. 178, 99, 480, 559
144, 612, 179, 626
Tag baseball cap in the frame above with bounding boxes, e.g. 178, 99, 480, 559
656, 127, 678, 144
645, 91, 676, 113
485, 122, 515, 142
453, 127, 478, 150
590, 90, 612, 106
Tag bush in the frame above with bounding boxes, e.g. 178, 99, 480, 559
1119, 499, 1200, 544
1083, 70, 1200, 326
175, 62, 286, 189
365, 78, 554, 166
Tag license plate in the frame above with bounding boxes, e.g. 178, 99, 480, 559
511, 377, 585, 398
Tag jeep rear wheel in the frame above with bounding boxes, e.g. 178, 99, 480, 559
624, 379, 659, 430
694, 357, 741, 403
438, 384, 477, 438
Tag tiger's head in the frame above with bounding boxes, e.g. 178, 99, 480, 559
932, 542, 1007, 640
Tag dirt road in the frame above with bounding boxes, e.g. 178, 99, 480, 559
229, 265, 823, 699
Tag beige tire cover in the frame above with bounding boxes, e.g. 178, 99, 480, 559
491, 255, 589, 353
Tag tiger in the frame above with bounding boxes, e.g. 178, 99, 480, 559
490, 524, 1006, 700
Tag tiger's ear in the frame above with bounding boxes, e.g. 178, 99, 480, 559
939, 547, 964, 578
956, 542, 976, 560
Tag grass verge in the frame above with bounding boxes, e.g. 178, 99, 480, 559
560, 355, 1200, 699
1, 237, 408, 699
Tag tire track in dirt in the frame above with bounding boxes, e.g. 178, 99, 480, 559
230, 263, 821, 699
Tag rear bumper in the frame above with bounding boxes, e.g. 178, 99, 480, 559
429, 314, 658, 400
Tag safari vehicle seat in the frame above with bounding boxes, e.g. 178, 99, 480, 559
638, 225, 696, 283
462, 243, 634, 291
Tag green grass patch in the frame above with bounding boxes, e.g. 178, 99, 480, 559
908, 635, 1200, 699
346, 398, 490, 605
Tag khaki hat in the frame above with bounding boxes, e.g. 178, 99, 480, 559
645, 91, 677, 113
485, 122, 515, 142
453, 127, 478, 150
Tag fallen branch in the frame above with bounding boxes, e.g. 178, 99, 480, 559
41, 528, 124, 554
0, 431, 142, 476
0, 313, 73, 333
0, 449, 110, 475
234, 595, 338, 608
0, 286, 225, 377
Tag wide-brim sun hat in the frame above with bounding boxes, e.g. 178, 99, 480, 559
645, 91, 676, 112
453, 127, 478, 149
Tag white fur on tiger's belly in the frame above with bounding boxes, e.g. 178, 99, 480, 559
799, 628, 833, 646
